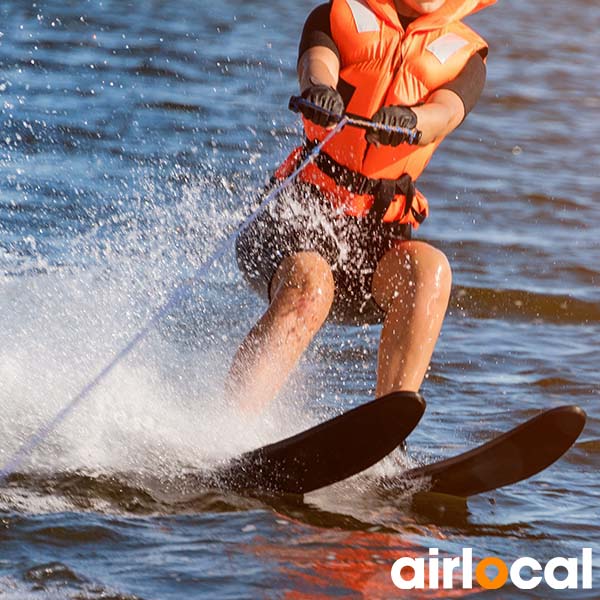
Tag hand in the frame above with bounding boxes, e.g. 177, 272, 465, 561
299, 84, 344, 127
366, 105, 420, 146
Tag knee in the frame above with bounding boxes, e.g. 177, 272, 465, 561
373, 242, 452, 310
413, 243, 452, 293
270, 251, 335, 320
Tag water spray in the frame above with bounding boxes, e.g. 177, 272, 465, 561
0, 97, 422, 481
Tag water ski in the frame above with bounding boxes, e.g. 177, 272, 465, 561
213, 391, 425, 495
397, 405, 586, 497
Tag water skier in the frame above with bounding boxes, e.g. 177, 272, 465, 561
231, 0, 494, 411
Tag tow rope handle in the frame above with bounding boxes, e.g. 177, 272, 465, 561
288, 96, 422, 146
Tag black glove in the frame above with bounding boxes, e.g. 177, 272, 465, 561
366, 105, 420, 146
299, 84, 344, 127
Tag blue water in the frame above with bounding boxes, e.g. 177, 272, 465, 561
1, 0, 599, 597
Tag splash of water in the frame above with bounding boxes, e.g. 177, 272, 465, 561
0, 166, 318, 489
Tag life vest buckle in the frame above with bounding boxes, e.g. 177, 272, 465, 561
348, 175, 371, 196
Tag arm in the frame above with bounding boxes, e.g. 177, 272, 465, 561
295, 6, 343, 128
297, 46, 340, 92
296, 4, 340, 91
413, 51, 487, 145
369, 52, 487, 147
411, 89, 466, 145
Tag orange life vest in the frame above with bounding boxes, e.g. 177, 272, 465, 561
277, 0, 494, 227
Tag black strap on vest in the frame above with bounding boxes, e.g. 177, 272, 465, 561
301, 140, 426, 224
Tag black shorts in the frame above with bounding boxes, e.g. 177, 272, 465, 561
235, 183, 411, 324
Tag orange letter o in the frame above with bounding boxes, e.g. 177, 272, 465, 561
475, 557, 509, 590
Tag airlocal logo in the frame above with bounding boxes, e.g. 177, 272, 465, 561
391, 548, 593, 591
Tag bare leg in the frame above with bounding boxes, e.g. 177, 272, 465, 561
371, 241, 452, 396
228, 251, 334, 412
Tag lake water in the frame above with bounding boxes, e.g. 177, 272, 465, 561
0, 0, 599, 597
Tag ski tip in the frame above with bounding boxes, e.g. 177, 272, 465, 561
375, 391, 426, 419
542, 404, 586, 438
400, 403, 587, 499
353, 391, 426, 446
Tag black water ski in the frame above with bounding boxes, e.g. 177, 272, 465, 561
215, 391, 425, 495
398, 405, 586, 497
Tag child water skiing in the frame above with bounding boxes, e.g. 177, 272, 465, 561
230, 0, 494, 411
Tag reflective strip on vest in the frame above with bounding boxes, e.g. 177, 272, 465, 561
346, 0, 380, 33
426, 32, 469, 64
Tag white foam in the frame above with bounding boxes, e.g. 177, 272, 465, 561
0, 171, 317, 492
